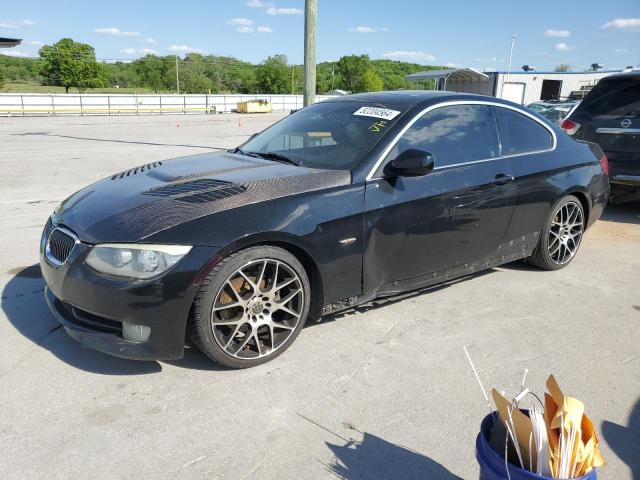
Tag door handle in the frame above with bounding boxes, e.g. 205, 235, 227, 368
493, 174, 515, 185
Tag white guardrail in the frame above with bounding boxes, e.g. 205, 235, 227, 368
0, 93, 335, 116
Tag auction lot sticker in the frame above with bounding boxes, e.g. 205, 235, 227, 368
353, 106, 401, 120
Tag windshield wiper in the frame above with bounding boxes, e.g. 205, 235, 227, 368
247, 151, 302, 166
229, 147, 260, 158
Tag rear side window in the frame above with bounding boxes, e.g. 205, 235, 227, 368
495, 107, 553, 156
578, 77, 640, 117
390, 104, 499, 167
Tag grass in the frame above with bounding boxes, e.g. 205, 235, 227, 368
0, 82, 174, 94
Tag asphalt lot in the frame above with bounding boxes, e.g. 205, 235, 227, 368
1, 113, 638, 480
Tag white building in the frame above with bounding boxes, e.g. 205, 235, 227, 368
405, 68, 622, 105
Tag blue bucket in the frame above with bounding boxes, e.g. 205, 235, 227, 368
475, 412, 597, 480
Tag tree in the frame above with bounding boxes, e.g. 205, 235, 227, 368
554, 64, 571, 72
0, 66, 5, 89
39, 38, 104, 93
360, 69, 383, 92
336, 54, 371, 93
179, 54, 213, 93
256, 54, 290, 94
133, 55, 174, 92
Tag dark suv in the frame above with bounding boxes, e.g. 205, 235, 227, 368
562, 71, 640, 203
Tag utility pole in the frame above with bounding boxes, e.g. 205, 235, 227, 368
175, 55, 180, 94
500, 34, 516, 98
303, 0, 317, 106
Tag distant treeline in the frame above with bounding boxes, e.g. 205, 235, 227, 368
0, 38, 439, 94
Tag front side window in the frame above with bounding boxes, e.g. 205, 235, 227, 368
387, 104, 500, 168
495, 107, 553, 156
240, 101, 404, 170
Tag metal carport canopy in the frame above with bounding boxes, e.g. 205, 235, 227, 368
0, 38, 22, 48
405, 67, 489, 82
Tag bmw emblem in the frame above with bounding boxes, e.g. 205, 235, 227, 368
621, 118, 632, 128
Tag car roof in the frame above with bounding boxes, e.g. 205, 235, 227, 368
324, 90, 539, 112
325, 90, 465, 110
600, 71, 640, 81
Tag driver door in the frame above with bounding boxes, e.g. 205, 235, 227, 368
362, 104, 517, 295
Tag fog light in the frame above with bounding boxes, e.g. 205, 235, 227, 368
122, 323, 151, 342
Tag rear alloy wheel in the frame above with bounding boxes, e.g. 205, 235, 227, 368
190, 246, 310, 368
528, 195, 585, 270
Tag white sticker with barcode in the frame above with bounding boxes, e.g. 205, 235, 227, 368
353, 106, 401, 120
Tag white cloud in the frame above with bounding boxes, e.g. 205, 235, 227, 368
28, 40, 43, 45
602, 17, 640, 29
3, 50, 31, 57
121, 47, 159, 56
247, 0, 274, 7
236, 26, 254, 33
257, 26, 273, 33
445, 62, 464, 68
95, 27, 140, 37
545, 29, 570, 37
141, 37, 157, 44
614, 48, 629, 54
0, 19, 37, 29
228, 17, 254, 26
555, 42, 573, 51
266, 7, 303, 15
381, 51, 436, 62
348, 26, 389, 33
169, 44, 205, 54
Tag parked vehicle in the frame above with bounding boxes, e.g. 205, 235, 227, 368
562, 71, 640, 203
527, 100, 580, 125
41, 91, 609, 368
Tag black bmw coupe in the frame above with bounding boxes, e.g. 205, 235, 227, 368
40, 91, 609, 368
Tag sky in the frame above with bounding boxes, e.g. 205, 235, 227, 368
1, 0, 639, 71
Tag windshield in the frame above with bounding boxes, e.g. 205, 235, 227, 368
239, 101, 403, 170
527, 102, 575, 123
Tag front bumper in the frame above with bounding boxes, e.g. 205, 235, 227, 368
40, 231, 220, 361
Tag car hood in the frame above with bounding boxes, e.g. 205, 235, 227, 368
53, 152, 351, 243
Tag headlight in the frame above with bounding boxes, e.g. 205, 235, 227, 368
85, 244, 192, 279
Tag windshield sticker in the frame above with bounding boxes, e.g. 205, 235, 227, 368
369, 120, 388, 132
353, 106, 401, 120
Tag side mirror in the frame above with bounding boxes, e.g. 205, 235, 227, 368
385, 149, 435, 177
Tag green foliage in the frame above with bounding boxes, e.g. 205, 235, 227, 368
360, 69, 384, 92
336, 54, 371, 93
39, 38, 104, 92
0, 66, 5, 88
3, 38, 442, 94
256, 54, 291, 94
133, 55, 174, 92
554, 64, 571, 72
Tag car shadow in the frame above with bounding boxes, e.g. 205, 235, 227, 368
600, 201, 640, 225
1, 264, 237, 374
602, 398, 640, 479
2, 264, 166, 375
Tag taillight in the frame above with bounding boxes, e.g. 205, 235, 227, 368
561, 119, 581, 135
599, 153, 609, 176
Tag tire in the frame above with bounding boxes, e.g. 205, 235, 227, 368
189, 245, 310, 369
528, 195, 585, 271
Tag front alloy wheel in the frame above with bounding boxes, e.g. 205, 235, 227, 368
190, 246, 310, 368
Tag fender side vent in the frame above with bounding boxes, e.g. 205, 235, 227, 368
111, 161, 162, 180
